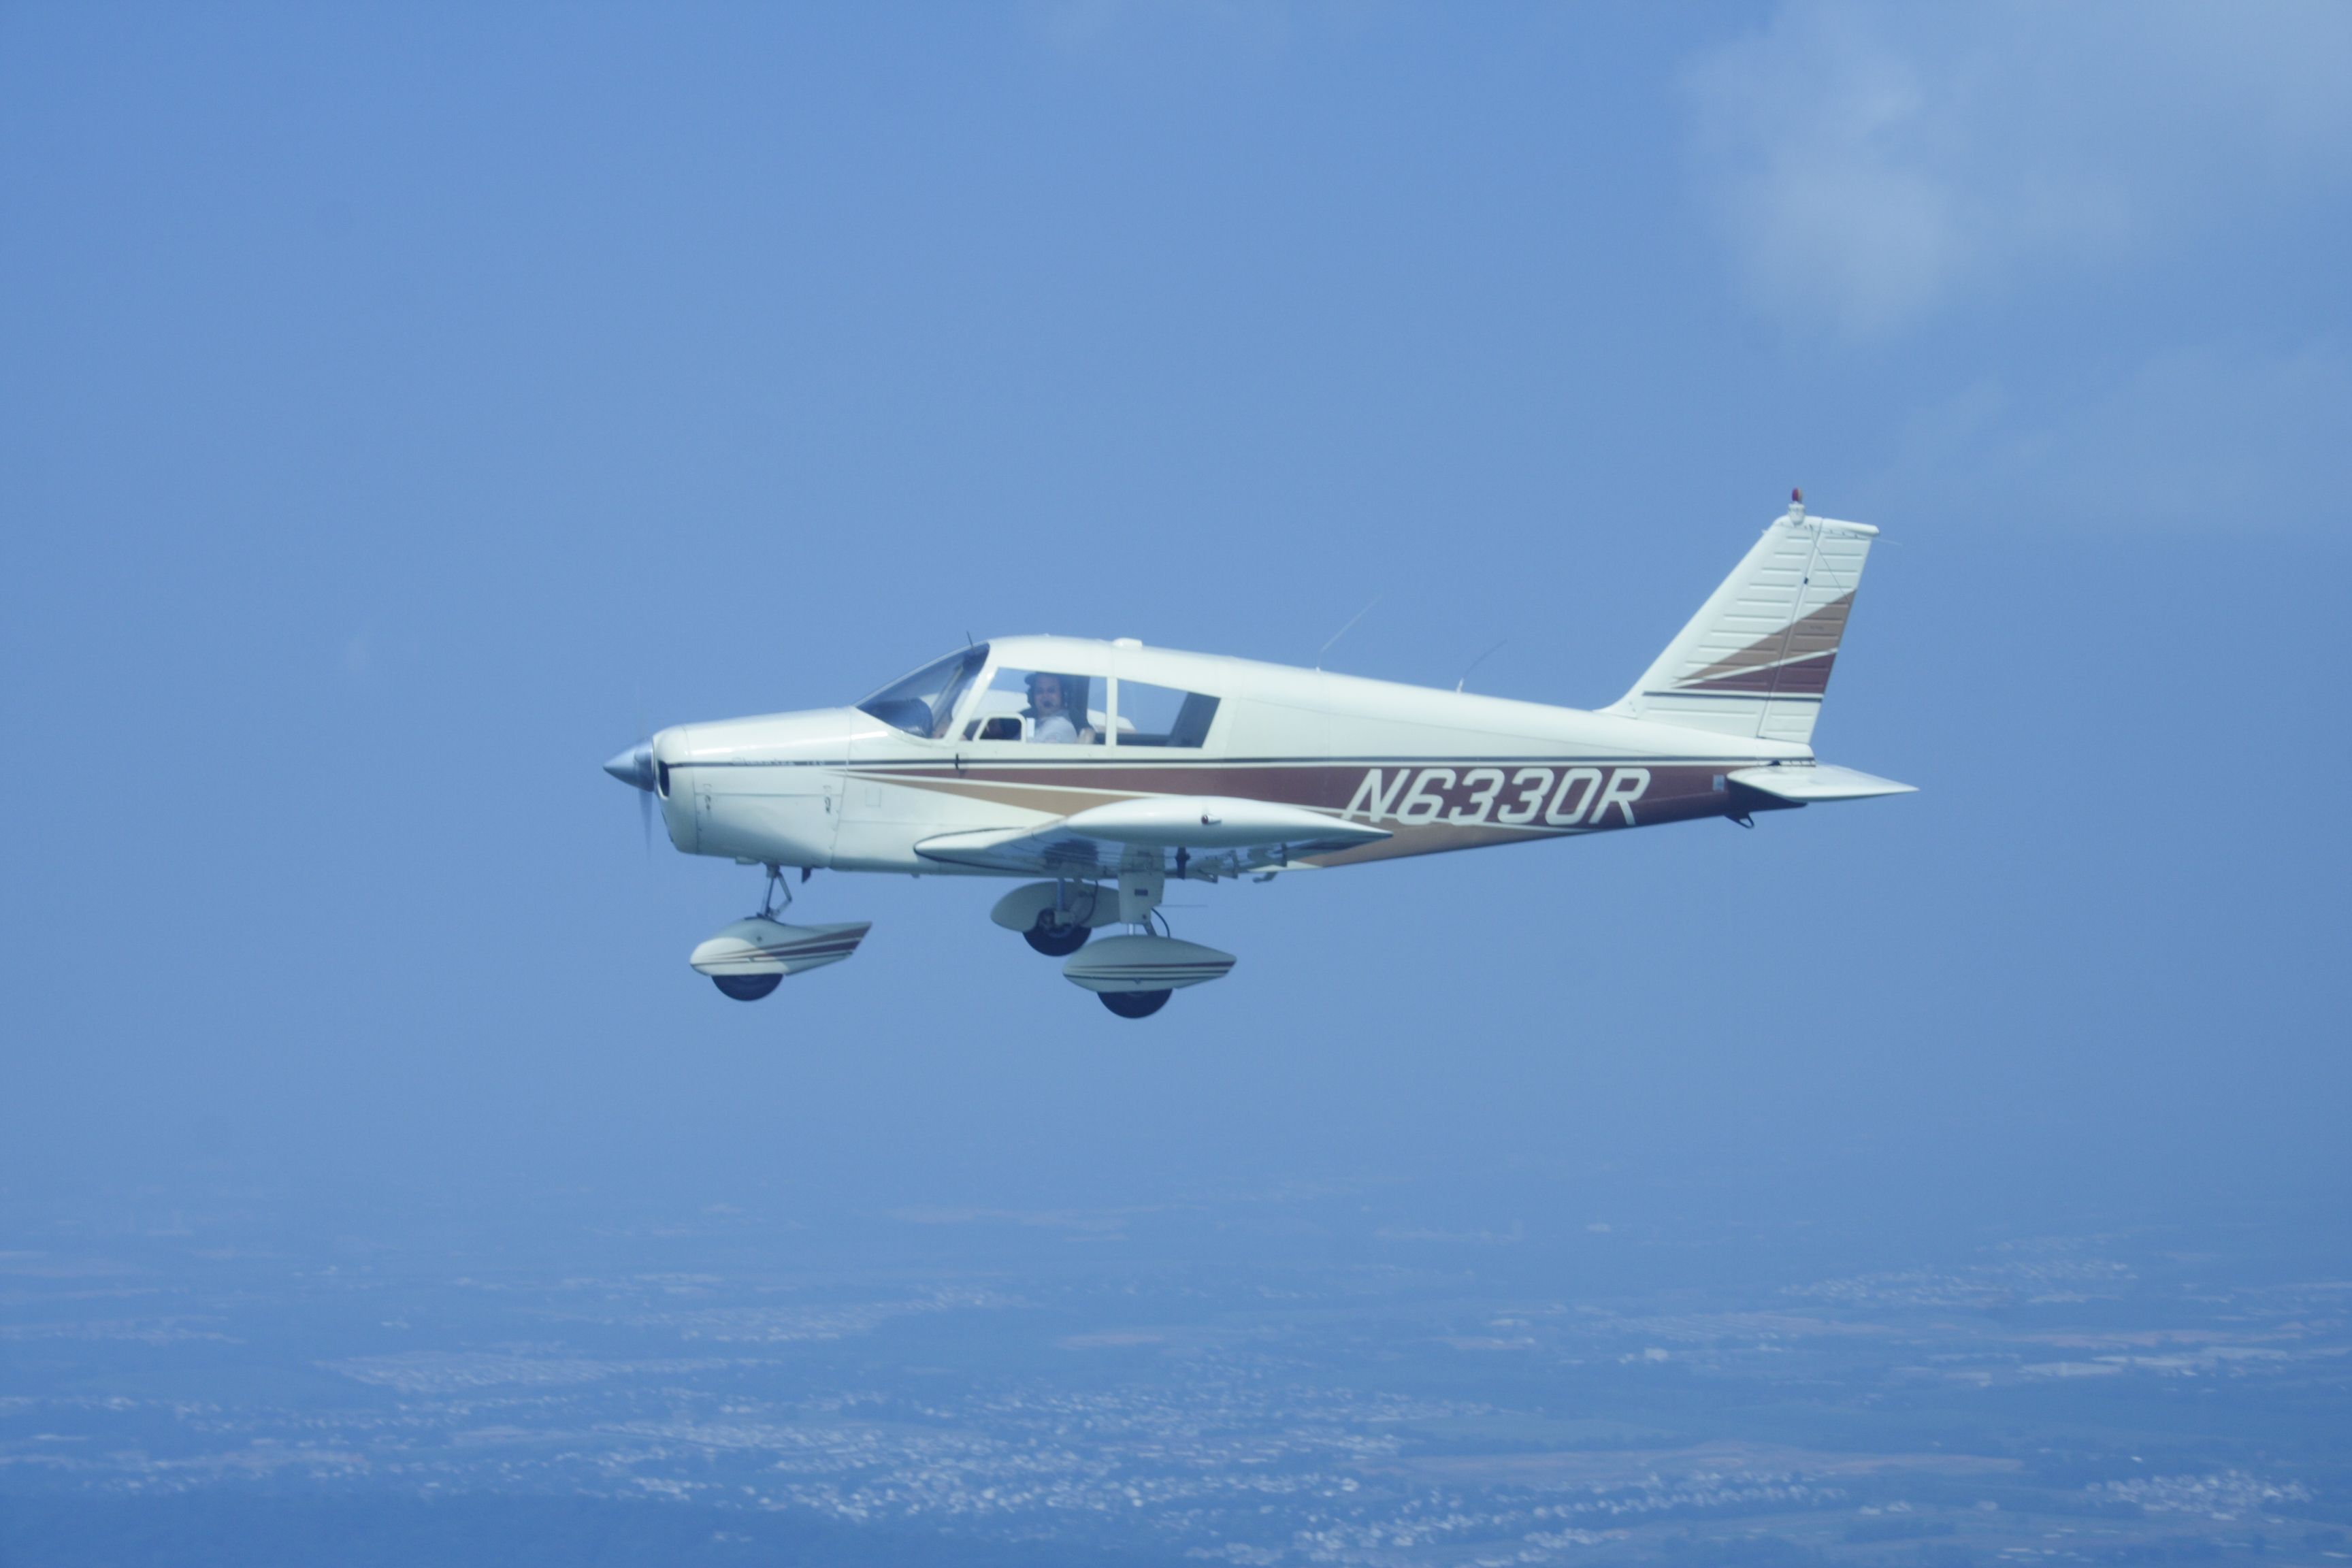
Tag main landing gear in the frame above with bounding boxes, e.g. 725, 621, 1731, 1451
994, 876, 1237, 1020
995, 879, 1105, 958
1023, 913, 1091, 958
1098, 989, 1171, 1019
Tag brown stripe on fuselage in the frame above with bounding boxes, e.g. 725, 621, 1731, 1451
849, 760, 1744, 867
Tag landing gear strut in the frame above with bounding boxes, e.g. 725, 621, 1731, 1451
710, 864, 798, 1001
755, 863, 798, 919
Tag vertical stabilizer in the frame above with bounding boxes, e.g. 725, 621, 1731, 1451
1607, 498, 1878, 745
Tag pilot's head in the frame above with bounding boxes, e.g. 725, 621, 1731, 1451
1026, 672, 1068, 716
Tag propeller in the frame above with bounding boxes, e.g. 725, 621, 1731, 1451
608, 683, 662, 859
602, 738, 658, 857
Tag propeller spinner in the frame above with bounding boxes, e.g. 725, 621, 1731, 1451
602, 742, 656, 791
603, 741, 658, 853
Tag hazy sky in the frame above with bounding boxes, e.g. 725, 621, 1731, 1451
3, 3, 2345, 1226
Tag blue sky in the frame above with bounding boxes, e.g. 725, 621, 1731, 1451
2, 3, 2345, 1225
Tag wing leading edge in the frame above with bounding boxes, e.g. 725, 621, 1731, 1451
915, 796, 1390, 880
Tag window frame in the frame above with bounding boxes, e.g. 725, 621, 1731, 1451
856, 645, 992, 742
956, 658, 1114, 750
1101, 675, 1223, 750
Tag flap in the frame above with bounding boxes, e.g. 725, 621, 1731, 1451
1726, 763, 1917, 802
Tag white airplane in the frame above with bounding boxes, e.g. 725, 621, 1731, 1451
605, 494, 1912, 1018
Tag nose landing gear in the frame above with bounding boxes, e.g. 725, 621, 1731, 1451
712, 973, 783, 1002
687, 864, 871, 1000
987, 870, 1233, 1019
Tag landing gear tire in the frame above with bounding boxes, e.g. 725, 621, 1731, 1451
1024, 916, 1090, 958
1098, 988, 1171, 1019
712, 973, 782, 1002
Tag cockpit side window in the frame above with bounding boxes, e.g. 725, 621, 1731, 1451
964, 666, 1105, 744
857, 646, 988, 739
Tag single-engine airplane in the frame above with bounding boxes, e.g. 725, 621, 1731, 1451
604, 494, 1912, 1018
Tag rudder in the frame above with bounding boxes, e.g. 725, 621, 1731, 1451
1606, 495, 1877, 745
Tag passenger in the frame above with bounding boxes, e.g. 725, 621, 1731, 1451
1025, 672, 1088, 744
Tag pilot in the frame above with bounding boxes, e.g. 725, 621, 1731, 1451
1025, 672, 1088, 744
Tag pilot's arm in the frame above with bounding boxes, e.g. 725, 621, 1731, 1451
1032, 712, 1078, 744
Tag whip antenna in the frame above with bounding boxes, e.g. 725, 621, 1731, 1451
1316, 596, 1380, 670
1455, 637, 1508, 693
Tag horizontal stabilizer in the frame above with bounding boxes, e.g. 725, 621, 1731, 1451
1725, 763, 1916, 803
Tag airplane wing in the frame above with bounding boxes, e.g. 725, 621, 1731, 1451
915, 796, 1390, 881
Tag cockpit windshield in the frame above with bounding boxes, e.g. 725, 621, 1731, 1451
857, 645, 988, 739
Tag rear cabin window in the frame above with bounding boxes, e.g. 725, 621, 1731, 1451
1115, 681, 1220, 748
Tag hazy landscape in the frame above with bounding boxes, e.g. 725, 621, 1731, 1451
7, 1175, 2345, 1566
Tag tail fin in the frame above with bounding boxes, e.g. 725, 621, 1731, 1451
1606, 498, 1878, 745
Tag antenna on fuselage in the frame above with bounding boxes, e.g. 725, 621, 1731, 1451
1316, 596, 1380, 670
1454, 637, 1508, 693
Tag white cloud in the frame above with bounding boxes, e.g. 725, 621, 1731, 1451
1682, 1, 2352, 336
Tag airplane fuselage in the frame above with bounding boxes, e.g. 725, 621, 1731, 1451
648, 637, 1814, 880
